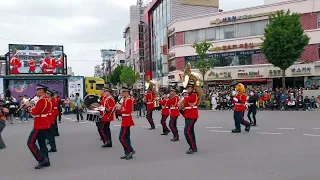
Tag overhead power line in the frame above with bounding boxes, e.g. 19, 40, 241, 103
0, 37, 123, 44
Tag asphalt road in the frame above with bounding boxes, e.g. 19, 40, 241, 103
1, 110, 320, 180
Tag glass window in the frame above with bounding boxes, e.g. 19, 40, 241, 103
197, 29, 206, 42
222, 25, 235, 39
169, 34, 175, 48
252, 20, 268, 36
169, 59, 176, 71
236, 22, 252, 37
318, 12, 320, 27
238, 55, 252, 65
205, 28, 216, 41
184, 31, 197, 44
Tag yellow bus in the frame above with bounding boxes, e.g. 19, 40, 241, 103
85, 77, 105, 96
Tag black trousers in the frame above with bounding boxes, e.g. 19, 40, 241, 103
75, 107, 83, 121
169, 116, 179, 138
52, 116, 59, 136
96, 121, 102, 138
146, 110, 155, 128
47, 125, 56, 149
184, 119, 197, 150
119, 127, 134, 155
161, 115, 170, 133
99, 121, 112, 144
27, 129, 49, 162
0, 120, 6, 149
234, 111, 249, 131
247, 108, 257, 124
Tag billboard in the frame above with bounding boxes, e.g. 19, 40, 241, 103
8, 80, 66, 100
101, 49, 117, 61
8, 44, 65, 75
68, 76, 84, 100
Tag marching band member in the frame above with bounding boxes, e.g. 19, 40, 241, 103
96, 90, 106, 140
43, 52, 56, 74
28, 58, 36, 73
56, 56, 64, 74
159, 93, 170, 135
99, 87, 115, 148
231, 83, 251, 133
45, 90, 57, 153
52, 91, 60, 136
26, 84, 51, 169
169, 87, 180, 141
144, 88, 155, 130
10, 53, 21, 74
118, 87, 135, 160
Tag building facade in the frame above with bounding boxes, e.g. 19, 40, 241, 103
124, 5, 145, 73
167, 0, 320, 88
143, 0, 219, 86
94, 65, 103, 77
111, 52, 126, 71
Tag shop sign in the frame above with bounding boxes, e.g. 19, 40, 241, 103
207, 71, 231, 79
209, 43, 260, 52
291, 67, 312, 75
185, 49, 262, 61
210, 11, 280, 25
237, 70, 263, 78
168, 28, 175, 35
168, 52, 175, 59
168, 73, 183, 82
269, 69, 282, 77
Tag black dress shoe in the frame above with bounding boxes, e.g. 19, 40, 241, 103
126, 152, 134, 160
170, 137, 179, 141
48, 148, 57, 153
245, 125, 251, 132
35, 158, 49, 169
101, 142, 112, 148
231, 129, 241, 133
186, 149, 194, 154
252, 123, 257, 127
250, 121, 254, 125
148, 127, 155, 130
120, 155, 127, 159
161, 131, 170, 135
44, 161, 51, 167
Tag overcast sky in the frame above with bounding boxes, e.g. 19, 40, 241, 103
0, 0, 264, 76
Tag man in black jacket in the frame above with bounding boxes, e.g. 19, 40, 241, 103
247, 90, 258, 126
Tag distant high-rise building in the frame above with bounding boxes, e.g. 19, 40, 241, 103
94, 65, 103, 77
111, 52, 126, 71
67, 66, 74, 76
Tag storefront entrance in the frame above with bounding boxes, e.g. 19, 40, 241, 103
272, 77, 304, 88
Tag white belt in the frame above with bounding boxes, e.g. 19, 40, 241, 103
170, 107, 178, 109
122, 114, 132, 117
54, 107, 58, 109
34, 114, 48, 117
146, 102, 153, 104
48, 113, 52, 115
162, 107, 169, 109
185, 106, 198, 110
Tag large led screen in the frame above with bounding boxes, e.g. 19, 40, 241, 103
8, 44, 65, 75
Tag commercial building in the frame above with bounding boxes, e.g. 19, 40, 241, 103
143, 0, 219, 87
167, 0, 320, 88
111, 52, 126, 71
94, 65, 103, 77
124, 4, 145, 72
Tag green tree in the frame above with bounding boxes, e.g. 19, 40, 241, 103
120, 66, 140, 88
261, 10, 309, 91
109, 65, 124, 85
191, 41, 215, 98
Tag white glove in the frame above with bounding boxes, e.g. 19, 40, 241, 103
232, 91, 236, 96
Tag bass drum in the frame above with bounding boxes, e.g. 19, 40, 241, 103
83, 95, 101, 110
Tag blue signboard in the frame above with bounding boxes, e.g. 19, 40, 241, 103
185, 49, 262, 61
101, 49, 117, 61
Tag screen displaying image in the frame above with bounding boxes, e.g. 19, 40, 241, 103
8, 44, 65, 75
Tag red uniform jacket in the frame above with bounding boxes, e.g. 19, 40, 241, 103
159, 98, 169, 116
169, 96, 180, 117
119, 97, 134, 127
183, 93, 199, 119
29, 97, 50, 129
28, 60, 36, 71
232, 94, 246, 112
47, 98, 54, 125
57, 58, 64, 68
144, 93, 155, 111
101, 96, 116, 122
10, 57, 21, 74
51, 97, 59, 117
43, 58, 56, 74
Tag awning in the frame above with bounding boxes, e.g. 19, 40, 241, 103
239, 79, 267, 83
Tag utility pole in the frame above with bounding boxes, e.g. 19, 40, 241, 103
138, 0, 145, 94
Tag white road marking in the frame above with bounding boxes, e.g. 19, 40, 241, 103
206, 127, 223, 129
63, 117, 72, 120
277, 128, 295, 130
303, 134, 320, 137
210, 130, 230, 133
80, 121, 88, 124
256, 132, 282, 135
312, 128, 320, 130
113, 124, 121, 127
71, 120, 77, 122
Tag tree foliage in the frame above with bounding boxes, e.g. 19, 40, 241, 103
109, 65, 124, 85
261, 10, 309, 90
120, 66, 140, 87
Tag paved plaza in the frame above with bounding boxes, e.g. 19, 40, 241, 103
1, 110, 320, 180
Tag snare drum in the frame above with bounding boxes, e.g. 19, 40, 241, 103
86, 110, 100, 122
